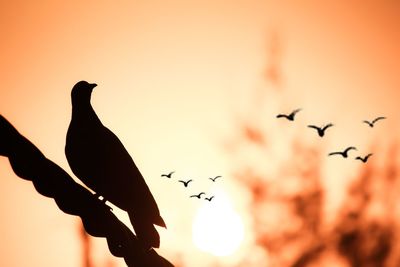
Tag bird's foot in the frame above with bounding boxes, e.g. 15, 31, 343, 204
101, 198, 113, 211
93, 193, 113, 211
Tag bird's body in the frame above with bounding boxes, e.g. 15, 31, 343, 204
161, 171, 175, 178
307, 123, 334, 137
65, 81, 165, 249
209, 175, 222, 182
276, 108, 302, 121
205, 196, 214, 202
363, 117, 386, 128
178, 179, 192, 187
190, 192, 205, 199
328, 147, 357, 158
355, 153, 373, 163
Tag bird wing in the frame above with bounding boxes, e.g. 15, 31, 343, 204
291, 108, 302, 116
307, 125, 320, 130
366, 153, 373, 159
344, 146, 356, 153
103, 127, 164, 217
322, 123, 334, 131
68, 122, 163, 220
328, 152, 341, 156
276, 114, 287, 118
178, 180, 185, 184
168, 171, 175, 176
363, 120, 373, 126
373, 116, 386, 123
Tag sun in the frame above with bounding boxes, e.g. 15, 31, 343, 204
192, 190, 244, 257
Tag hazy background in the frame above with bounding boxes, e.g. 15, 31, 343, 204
1, 1, 399, 266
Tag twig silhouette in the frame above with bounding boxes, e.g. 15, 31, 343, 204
0, 115, 173, 267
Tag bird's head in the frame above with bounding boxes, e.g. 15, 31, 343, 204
71, 81, 97, 106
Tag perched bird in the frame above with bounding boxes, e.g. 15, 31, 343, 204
205, 196, 214, 202
190, 192, 205, 199
363, 117, 386, 128
328, 147, 357, 158
355, 153, 373, 163
307, 123, 334, 137
161, 171, 175, 178
178, 179, 192, 187
209, 175, 222, 182
276, 108, 302, 121
65, 81, 166, 249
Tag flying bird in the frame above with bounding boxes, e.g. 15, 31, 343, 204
65, 81, 166, 249
161, 171, 175, 178
178, 179, 193, 187
363, 117, 386, 128
355, 153, 373, 163
328, 147, 357, 158
205, 196, 214, 202
190, 192, 205, 199
276, 108, 302, 121
307, 123, 334, 137
209, 175, 222, 182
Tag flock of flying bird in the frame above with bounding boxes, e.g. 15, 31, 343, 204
276, 108, 386, 163
161, 171, 222, 201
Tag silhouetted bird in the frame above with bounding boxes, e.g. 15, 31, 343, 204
328, 147, 357, 158
355, 153, 373, 163
276, 108, 302, 121
209, 175, 222, 182
161, 171, 175, 178
205, 196, 214, 202
65, 81, 166, 249
178, 179, 192, 187
363, 117, 386, 128
307, 123, 334, 137
190, 192, 205, 199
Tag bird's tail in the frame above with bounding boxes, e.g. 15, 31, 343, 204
155, 213, 166, 228
128, 209, 166, 249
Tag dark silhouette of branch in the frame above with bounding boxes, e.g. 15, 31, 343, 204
0, 115, 174, 267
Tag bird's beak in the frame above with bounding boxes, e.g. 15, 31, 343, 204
89, 83, 97, 90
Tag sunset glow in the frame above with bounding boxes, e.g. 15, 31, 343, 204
192, 190, 244, 257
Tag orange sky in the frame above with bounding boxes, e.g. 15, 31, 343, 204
1, 1, 399, 266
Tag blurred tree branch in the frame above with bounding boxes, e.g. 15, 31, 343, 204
0, 115, 173, 267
